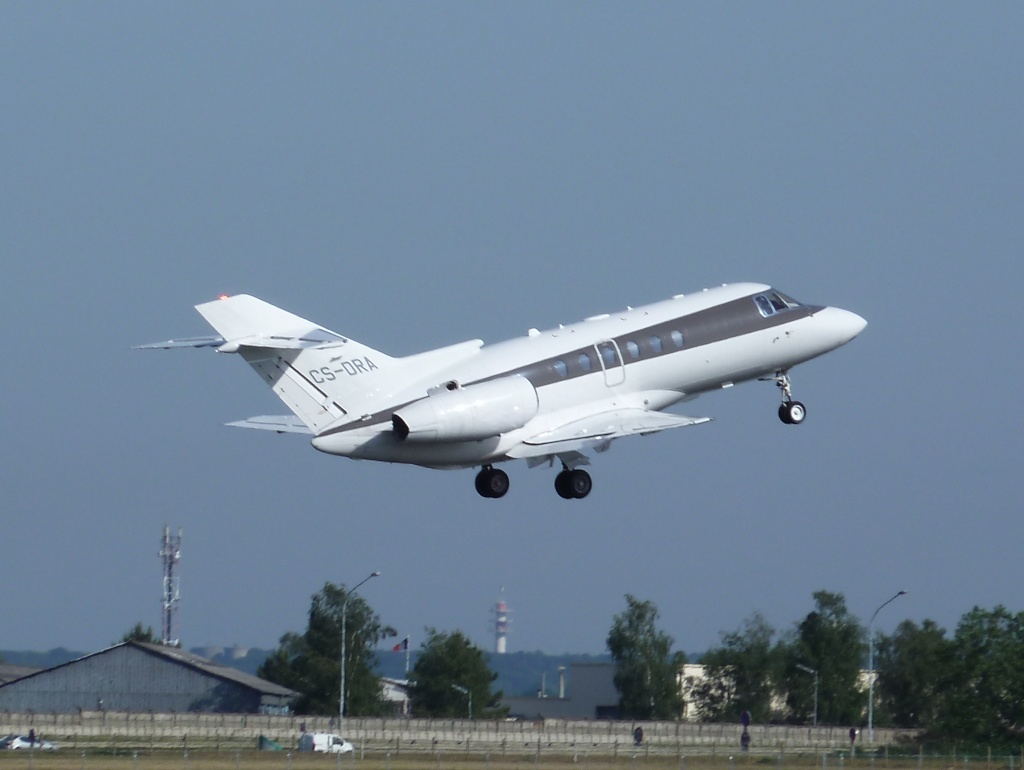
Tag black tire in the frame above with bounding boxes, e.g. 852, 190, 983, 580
554, 470, 574, 499
475, 469, 493, 497
778, 403, 793, 424
487, 468, 510, 498
568, 469, 592, 499
786, 400, 807, 425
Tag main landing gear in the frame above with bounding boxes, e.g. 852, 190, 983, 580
475, 466, 510, 498
768, 370, 807, 425
555, 466, 592, 500
474, 464, 593, 499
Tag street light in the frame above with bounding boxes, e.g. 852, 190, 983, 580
868, 590, 907, 743
795, 664, 818, 727
340, 571, 381, 734
451, 684, 472, 720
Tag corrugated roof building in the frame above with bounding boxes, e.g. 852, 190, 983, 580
0, 641, 296, 714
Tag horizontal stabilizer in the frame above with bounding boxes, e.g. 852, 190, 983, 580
226, 415, 313, 434
196, 295, 356, 352
134, 336, 225, 350
197, 294, 333, 342
134, 333, 339, 352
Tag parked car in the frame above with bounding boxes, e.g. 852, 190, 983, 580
297, 732, 353, 753
0, 734, 58, 750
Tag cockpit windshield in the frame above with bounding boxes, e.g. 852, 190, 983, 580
775, 291, 801, 307
754, 290, 800, 318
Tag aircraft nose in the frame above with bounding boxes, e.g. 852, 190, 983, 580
821, 306, 867, 345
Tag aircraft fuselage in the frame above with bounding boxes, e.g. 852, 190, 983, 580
309, 283, 865, 468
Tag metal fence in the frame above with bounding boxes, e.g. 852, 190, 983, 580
0, 712, 914, 754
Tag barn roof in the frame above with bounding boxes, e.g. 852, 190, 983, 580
1, 641, 297, 699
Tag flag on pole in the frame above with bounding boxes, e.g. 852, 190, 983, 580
393, 637, 409, 652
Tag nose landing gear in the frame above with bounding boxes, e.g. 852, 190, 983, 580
779, 400, 806, 425
767, 370, 807, 425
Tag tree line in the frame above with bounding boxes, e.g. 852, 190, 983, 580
252, 583, 1024, 749
680, 591, 1024, 749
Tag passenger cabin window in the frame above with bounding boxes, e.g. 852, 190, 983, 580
578, 352, 592, 372
671, 330, 684, 348
650, 335, 663, 354
599, 343, 617, 366
626, 341, 640, 359
553, 359, 568, 377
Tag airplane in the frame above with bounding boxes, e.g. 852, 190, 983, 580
138, 283, 866, 499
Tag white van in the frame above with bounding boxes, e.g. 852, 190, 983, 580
298, 733, 354, 753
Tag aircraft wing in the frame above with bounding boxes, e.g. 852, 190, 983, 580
226, 415, 313, 434
508, 409, 712, 459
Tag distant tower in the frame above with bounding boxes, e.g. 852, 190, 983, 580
492, 588, 511, 654
159, 527, 183, 646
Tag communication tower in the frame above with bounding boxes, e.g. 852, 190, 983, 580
492, 588, 511, 654
160, 526, 182, 646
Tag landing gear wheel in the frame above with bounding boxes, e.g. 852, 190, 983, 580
487, 469, 510, 497
555, 469, 592, 499
475, 469, 491, 497
475, 467, 510, 498
555, 471, 574, 499
765, 371, 806, 425
778, 403, 792, 424
568, 469, 592, 499
779, 400, 806, 425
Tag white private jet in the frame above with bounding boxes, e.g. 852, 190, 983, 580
139, 283, 865, 499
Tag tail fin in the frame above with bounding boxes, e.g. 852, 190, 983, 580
196, 295, 394, 433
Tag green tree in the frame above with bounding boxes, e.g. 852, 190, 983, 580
120, 623, 158, 644
935, 606, 1024, 747
874, 619, 952, 728
258, 582, 395, 715
691, 613, 783, 722
782, 590, 865, 725
607, 595, 685, 720
407, 629, 506, 718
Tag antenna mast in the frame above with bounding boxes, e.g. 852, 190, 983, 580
492, 588, 511, 654
159, 526, 182, 646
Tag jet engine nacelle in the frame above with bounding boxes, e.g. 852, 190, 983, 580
392, 375, 539, 443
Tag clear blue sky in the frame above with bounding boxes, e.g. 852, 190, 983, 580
2, 3, 1021, 656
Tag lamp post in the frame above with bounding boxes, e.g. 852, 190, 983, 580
868, 590, 907, 743
451, 684, 472, 720
340, 571, 381, 735
795, 664, 818, 727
